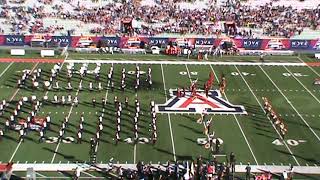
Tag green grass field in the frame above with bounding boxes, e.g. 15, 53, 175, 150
0, 53, 320, 178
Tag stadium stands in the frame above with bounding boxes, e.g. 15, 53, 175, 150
0, 0, 319, 37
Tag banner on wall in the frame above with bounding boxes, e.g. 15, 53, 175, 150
242, 39, 263, 50
290, 40, 310, 49
99, 36, 120, 47
195, 38, 215, 48
148, 37, 169, 47
2, 34, 320, 51
4, 35, 25, 46
47, 36, 71, 47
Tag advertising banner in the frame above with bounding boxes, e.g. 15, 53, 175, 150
195, 38, 215, 46
148, 37, 169, 47
4, 35, 24, 46
290, 40, 310, 49
243, 39, 263, 50
48, 36, 71, 47
99, 36, 120, 47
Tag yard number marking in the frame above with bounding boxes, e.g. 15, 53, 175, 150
46, 136, 75, 144
231, 72, 256, 76
272, 139, 306, 146
197, 138, 224, 145
127, 71, 146, 75
282, 72, 308, 77
124, 137, 149, 144
179, 71, 198, 76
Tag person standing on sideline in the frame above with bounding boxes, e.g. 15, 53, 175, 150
245, 163, 251, 180
230, 152, 236, 174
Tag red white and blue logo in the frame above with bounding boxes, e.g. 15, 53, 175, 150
156, 89, 246, 114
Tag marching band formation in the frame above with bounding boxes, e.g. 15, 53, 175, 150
0, 61, 292, 176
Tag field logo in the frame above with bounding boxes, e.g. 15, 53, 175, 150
156, 89, 246, 114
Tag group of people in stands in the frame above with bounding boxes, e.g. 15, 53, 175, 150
0, 0, 319, 37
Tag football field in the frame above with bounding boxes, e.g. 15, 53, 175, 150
0, 54, 320, 178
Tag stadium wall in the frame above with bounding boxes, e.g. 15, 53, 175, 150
0, 35, 319, 50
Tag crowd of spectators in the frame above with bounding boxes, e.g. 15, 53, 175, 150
94, 153, 282, 180
103, 154, 243, 180
0, 0, 319, 37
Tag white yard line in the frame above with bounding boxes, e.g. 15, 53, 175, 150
0, 62, 13, 79
51, 79, 83, 163
259, 66, 320, 142
133, 144, 137, 164
95, 63, 111, 160
82, 171, 97, 178
184, 64, 193, 83
206, 65, 259, 165
297, 56, 320, 77
233, 65, 300, 166
66, 59, 307, 67
9, 140, 22, 162
8, 62, 39, 162
35, 172, 47, 178
160, 64, 177, 161
283, 66, 320, 104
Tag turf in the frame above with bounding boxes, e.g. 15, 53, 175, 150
0, 53, 320, 178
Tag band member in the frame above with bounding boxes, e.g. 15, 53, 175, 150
17, 79, 22, 87
19, 128, 25, 142
77, 130, 82, 144
279, 123, 288, 139
203, 117, 212, 136
152, 131, 157, 144
61, 95, 66, 105
10, 115, 14, 122
67, 81, 73, 90
79, 122, 83, 132
204, 83, 209, 97
121, 79, 125, 91
43, 121, 47, 130
62, 122, 66, 130
53, 94, 59, 104
102, 98, 106, 108
111, 81, 114, 92
54, 81, 60, 90
134, 126, 139, 141
92, 97, 96, 108
39, 129, 44, 143
135, 79, 139, 92
108, 72, 112, 82
98, 82, 102, 91
190, 79, 197, 96
197, 110, 207, 124
5, 120, 10, 132
64, 116, 69, 127
59, 128, 64, 141
115, 131, 120, 145
95, 130, 100, 141
114, 96, 118, 107
74, 96, 79, 107
125, 97, 129, 108
0, 129, 3, 141
219, 75, 226, 95
79, 81, 83, 91
99, 122, 103, 131
89, 81, 93, 91
177, 88, 182, 97
67, 94, 72, 104
80, 113, 85, 123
